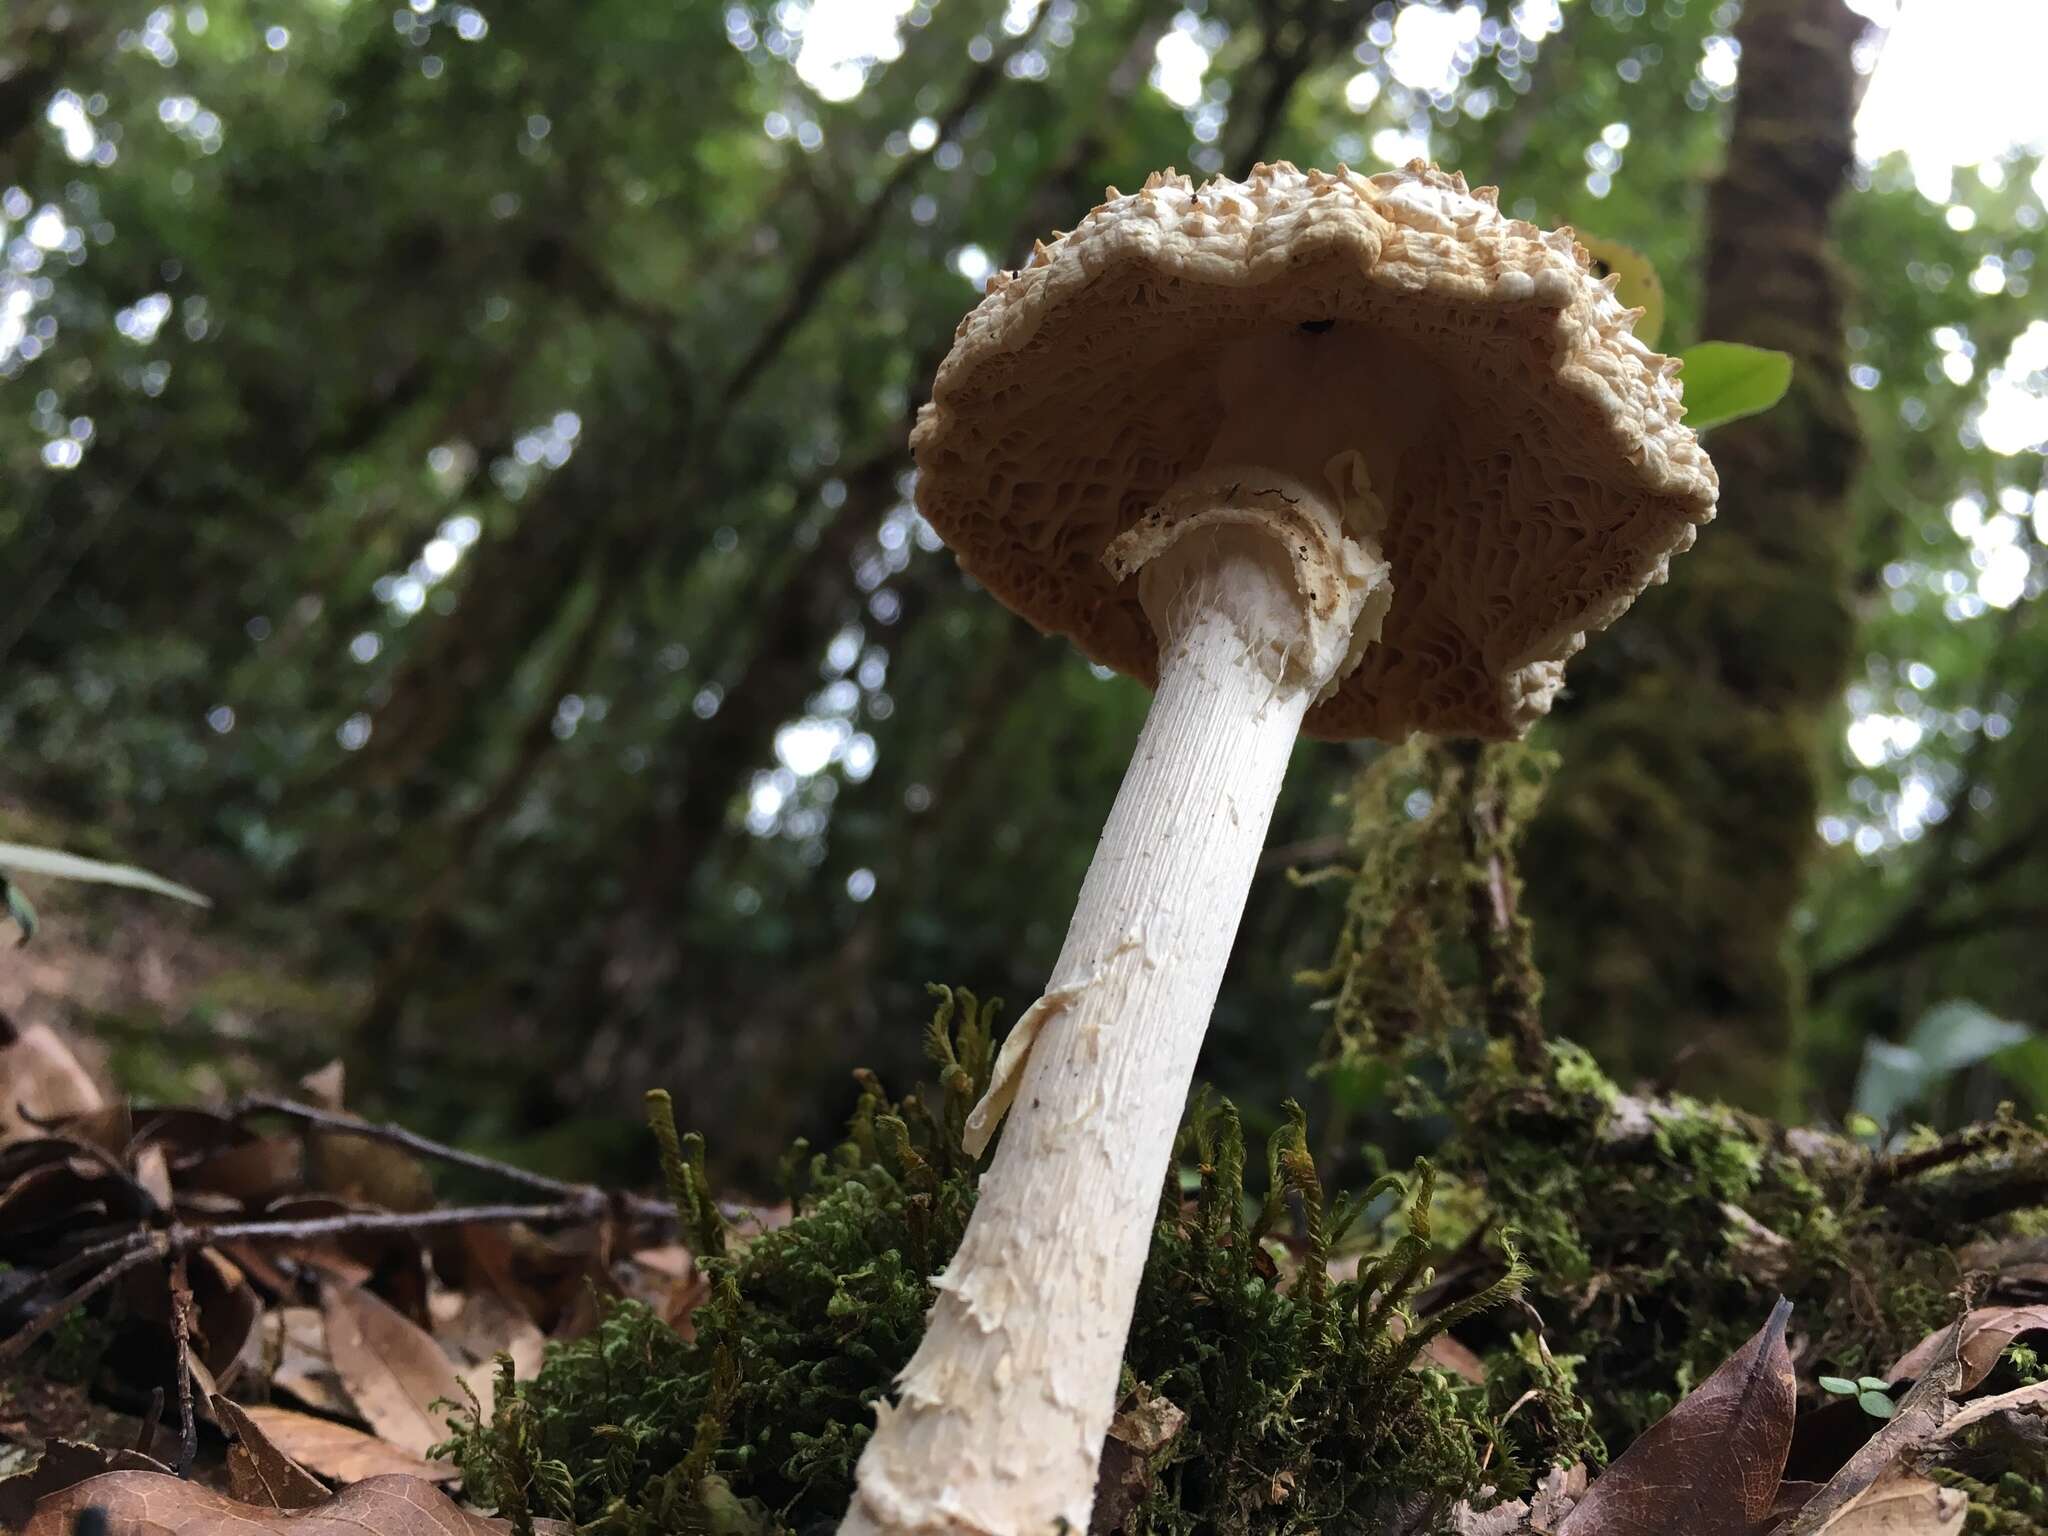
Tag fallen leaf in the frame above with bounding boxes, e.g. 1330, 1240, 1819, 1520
309, 1129, 435, 1213
1793, 1473, 1965, 1534
1558, 1297, 1796, 1535
188, 1246, 262, 1384
265, 1195, 429, 1316
133, 1143, 174, 1209
1418, 1331, 1489, 1385
618, 1242, 710, 1336
1931, 1377, 2048, 1441
299, 1061, 347, 1109
181, 1135, 305, 1206
266, 1306, 354, 1417
321, 1281, 466, 1459
0, 1020, 101, 1147
1781, 1317, 1965, 1535
437, 1287, 546, 1373
1092, 1386, 1185, 1533
445, 1291, 546, 1425
238, 1404, 457, 1485
0, 1441, 171, 1529
1888, 1306, 2048, 1393
26, 1470, 506, 1534
1530, 1464, 1589, 1529
213, 1396, 330, 1510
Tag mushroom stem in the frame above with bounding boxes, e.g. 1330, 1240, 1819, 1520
844, 520, 1377, 1536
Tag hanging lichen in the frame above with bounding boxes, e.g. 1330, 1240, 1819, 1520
1297, 738, 1553, 1088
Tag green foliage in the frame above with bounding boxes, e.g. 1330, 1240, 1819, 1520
1675, 341, 1796, 431
0, 841, 212, 945
1818, 1374, 1897, 1420
448, 985, 1561, 1533
1297, 739, 1553, 1084
1308, 749, 2036, 1447
450, 984, 1000, 1532
1853, 1001, 2039, 1128
2, 875, 34, 946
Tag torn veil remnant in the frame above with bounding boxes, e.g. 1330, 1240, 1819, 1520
840, 161, 1717, 1536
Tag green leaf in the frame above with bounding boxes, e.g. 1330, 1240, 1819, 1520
0, 843, 212, 908
1857, 1389, 1895, 1420
1678, 341, 1794, 430
1818, 1375, 1857, 1396
1905, 1000, 2033, 1073
1852, 1001, 2036, 1125
1856, 1377, 1892, 1392
1577, 233, 1665, 348
2, 875, 36, 946
1995, 1036, 2048, 1113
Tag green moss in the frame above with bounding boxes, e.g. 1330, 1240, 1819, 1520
447, 989, 1558, 1534
1306, 747, 2048, 1451
450, 745, 2048, 1532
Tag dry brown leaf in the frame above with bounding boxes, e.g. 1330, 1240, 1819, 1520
445, 1292, 546, 1425
133, 1143, 175, 1208
0, 1441, 172, 1529
260, 1195, 427, 1304
1091, 1386, 1186, 1534
1446, 1467, 1587, 1536
183, 1135, 305, 1206
1794, 1473, 1965, 1534
189, 1246, 263, 1385
0, 1020, 102, 1147
1418, 1331, 1488, 1385
1931, 1377, 2048, 1440
299, 1060, 347, 1109
320, 1281, 466, 1459
629, 1241, 693, 1277
214, 1396, 330, 1510
267, 1306, 355, 1417
437, 1288, 546, 1371
309, 1129, 435, 1213
26, 1470, 506, 1534
1888, 1306, 2048, 1393
238, 1404, 457, 1485
1782, 1317, 1965, 1536
1557, 1297, 1796, 1535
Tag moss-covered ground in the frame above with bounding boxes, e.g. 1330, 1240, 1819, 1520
448, 746, 2048, 1534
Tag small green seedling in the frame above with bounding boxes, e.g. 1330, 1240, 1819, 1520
1819, 1374, 1896, 1419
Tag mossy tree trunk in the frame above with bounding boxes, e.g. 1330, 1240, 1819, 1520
1525, 0, 1867, 1112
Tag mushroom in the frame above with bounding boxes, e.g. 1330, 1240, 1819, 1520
842, 161, 1717, 1536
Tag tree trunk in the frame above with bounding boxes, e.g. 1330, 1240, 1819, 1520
1524, 0, 1866, 1111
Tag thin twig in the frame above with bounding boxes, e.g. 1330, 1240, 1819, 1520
2, 1195, 673, 1365
134, 1387, 165, 1456
169, 1250, 197, 1477
185, 1203, 609, 1245
1258, 834, 1351, 874
228, 1093, 674, 1224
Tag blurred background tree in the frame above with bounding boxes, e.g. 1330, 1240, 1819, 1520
3, 0, 2043, 1183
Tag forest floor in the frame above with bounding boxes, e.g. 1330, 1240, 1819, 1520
5, 780, 2048, 1533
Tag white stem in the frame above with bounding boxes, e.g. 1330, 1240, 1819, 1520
843, 526, 1354, 1536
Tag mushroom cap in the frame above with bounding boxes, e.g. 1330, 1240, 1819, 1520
910, 161, 1718, 741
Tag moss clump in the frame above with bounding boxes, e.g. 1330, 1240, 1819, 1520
448, 988, 1562, 1534
447, 986, 997, 1533
1307, 744, 2047, 1451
